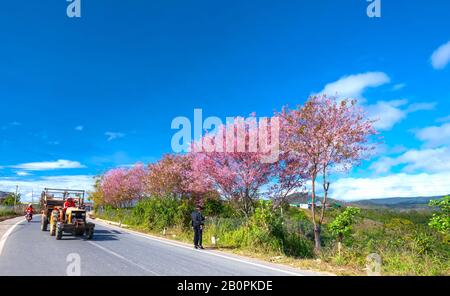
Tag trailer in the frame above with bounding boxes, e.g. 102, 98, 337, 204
40, 188, 95, 240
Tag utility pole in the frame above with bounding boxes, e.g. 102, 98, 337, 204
31, 189, 34, 204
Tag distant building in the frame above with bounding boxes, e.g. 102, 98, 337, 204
286, 193, 333, 209
292, 199, 328, 210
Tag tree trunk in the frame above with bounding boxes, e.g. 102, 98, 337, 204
320, 167, 329, 225
314, 226, 321, 251
311, 173, 321, 252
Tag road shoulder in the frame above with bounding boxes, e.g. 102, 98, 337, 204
0, 217, 24, 256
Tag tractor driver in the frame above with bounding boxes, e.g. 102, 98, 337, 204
62, 197, 76, 222
64, 197, 76, 209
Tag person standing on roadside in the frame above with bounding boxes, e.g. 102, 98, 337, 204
191, 205, 205, 249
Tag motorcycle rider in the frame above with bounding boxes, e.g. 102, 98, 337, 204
26, 203, 34, 214
25, 204, 34, 220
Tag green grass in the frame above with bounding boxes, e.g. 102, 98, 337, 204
94, 199, 450, 276
0, 208, 19, 222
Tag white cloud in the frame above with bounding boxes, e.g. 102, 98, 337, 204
75, 126, 84, 131
389, 145, 408, 154
392, 83, 406, 91
369, 156, 397, 174
105, 132, 125, 141
369, 147, 450, 174
431, 40, 450, 70
316, 72, 390, 99
400, 148, 450, 172
366, 99, 408, 130
16, 171, 32, 177
9, 160, 86, 171
316, 72, 435, 131
415, 122, 450, 147
436, 115, 450, 123
366, 99, 436, 131
406, 102, 437, 113
331, 172, 450, 200
0, 175, 95, 202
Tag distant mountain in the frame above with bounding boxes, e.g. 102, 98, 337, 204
350, 195, 446, 209
285, 193, 344, 206
284, 193, 447, 210
285, 193, 447, 210
0, 191, 13, 203
0, 191, 12, 198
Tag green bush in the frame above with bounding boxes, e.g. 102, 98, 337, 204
429, 196, 450, 235
97, 197, 194, 230
131, 197, 195, 231
321, 211, 450, 275
242, 201, 313, 257
95, 198, 449, 275
203, 198, 225, 217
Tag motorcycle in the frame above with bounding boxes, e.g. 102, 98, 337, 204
25, 212, 33, 222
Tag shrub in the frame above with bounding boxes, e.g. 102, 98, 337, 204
203, 198, 236, 218
95, 197, 448, 275
131, 197, 195, 231
329, 207, 360, 243
429, 196, 450, 235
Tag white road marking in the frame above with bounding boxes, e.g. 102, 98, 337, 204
0, 218, 23, 257
87, 241, 160, 276
95, 220, 305, 276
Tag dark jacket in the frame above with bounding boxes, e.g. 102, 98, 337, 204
191, 211, 205, 228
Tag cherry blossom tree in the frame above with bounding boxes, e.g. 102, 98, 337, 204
145, 154, 213, 200
281, 95, 377, 251
145, 154, 188, 198
270, 108, 309, 207
189, 116, 279, 217
101, 163, 147, 207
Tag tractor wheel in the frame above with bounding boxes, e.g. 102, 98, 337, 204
50, 223, 56, 236
41, 216, 48, 231
86, 228, 94, 240
56, 224, 63, 240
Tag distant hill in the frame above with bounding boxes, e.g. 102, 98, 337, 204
350, 195, 446, 210
0, 191, 13, 203
285, 193, 345, 206
285, 193, 447, 211
0, 191, 12, 198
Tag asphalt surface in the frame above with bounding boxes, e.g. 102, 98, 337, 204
0, 216, 324, 276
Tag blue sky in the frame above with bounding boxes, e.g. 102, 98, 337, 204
0, 0, 449, 201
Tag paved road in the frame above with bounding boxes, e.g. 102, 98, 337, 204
0, 216, 323, 276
